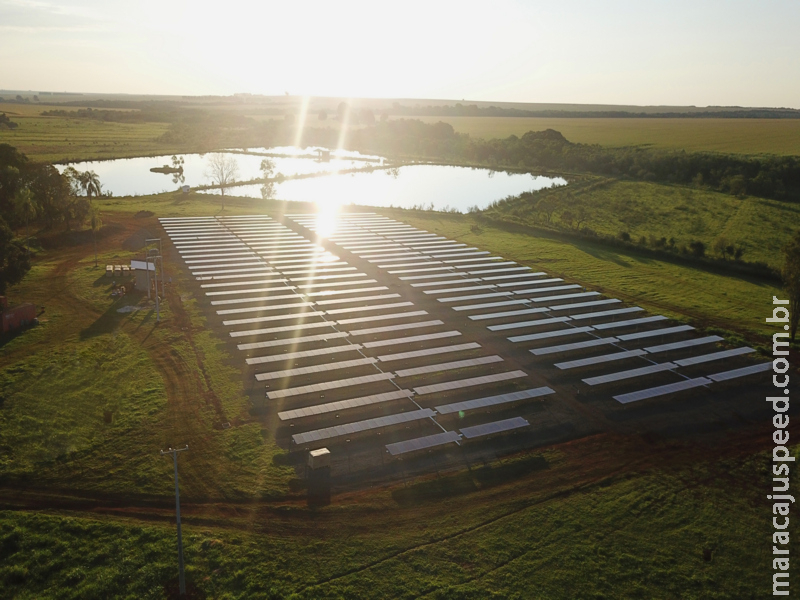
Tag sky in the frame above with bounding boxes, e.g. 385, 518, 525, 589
1, 0, 798, 108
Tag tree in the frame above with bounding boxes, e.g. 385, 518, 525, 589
689, 240, 706, 258
89, 204, 102, 267
13, 187, 36, 239
0, 217, 31, 295
259, 158, 275, 179
204, 153, 239, 210
781, 231, 800, 341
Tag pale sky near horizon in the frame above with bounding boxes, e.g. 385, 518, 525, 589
1, 0, 798, 108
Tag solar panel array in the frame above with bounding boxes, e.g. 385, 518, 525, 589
290, 212, 769, 413
161, 214, 549, 461
160, 212, 768, 472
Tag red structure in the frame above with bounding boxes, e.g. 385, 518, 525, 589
0, 296, 37, 334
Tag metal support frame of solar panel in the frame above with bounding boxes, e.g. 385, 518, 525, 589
291, 408, 436, 445
278, 389, 415, 421
460, 417, 529, 439
436, 387, 555, 414
385, 431, 461, 456
614, 377, 712, 404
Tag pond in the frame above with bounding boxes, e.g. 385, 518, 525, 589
58, 148, 381, 197
60, 147, 567, 212
200, 164, 567, 213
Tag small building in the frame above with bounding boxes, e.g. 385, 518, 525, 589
1, 296, 37, 334
307, 447, 331, 470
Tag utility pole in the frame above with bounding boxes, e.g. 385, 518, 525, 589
146, 237, 164, 290
160, 445, 188, 596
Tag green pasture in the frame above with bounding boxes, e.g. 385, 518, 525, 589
484, 177, 800, 271
0, 448, 783, 599
403, 116, 800, 155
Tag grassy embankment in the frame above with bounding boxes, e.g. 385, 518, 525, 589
482, 176, 800, 271
403, 115, 800, 155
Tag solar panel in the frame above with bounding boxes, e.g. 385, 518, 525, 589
592, 315, 668, 330
230, 321, 334, 338
469, 308, 549, 321
396, 355, 503, 377
238, 331, 349, 351
452, 300, 530, 311
444, 256, 503, 264
617, 325, 694, 341
460, 417, 529, 439
487, 316, 571, 331
436, 386, 554, 414
362, 330, 462, 349
569, 307, 644, 321
377, 342, 482, 362
348, 320, 443, 336
246, 343, 363, 365
325, 302, 414, 315
707, 362, 772, 382
380, 261, 441, 269
425, 285, 496, 295
205, 286, 294, 296
674, 346, 755, 367
530, 337, 619, 356
210, 293, 301, 306
388, 266, 454, 274
614, 377, 712, 404
643, 336, 724, 354
431, 251, 489, 259
531, 292, 600, 303
216, 301, 314, 315
400, 272, 462, 281
438, 292, 508, 303
223, 310, 326, 326
410, 244, 467, 251
467, 266, 530, 275
366, 253, 422, 261
555, 349, 647, 370
289, 273, 367, 282
183, 252, 257, 260
386, 431, 461, 456
201, 278, 287, 288
336, 310, 427, 325
298, 279, 377, 289
191, 261, 266, 271
548, 299, 621, 312
270, 372, 397, 400
281, 266, 356, 276
413, 370, 527, 395
582, 362, 678, 386
509, 326, 595, 343
496, 278, 563, 288
193, 266, 273, 276
411, 278, 481, 287
481, 271, 544, 281
314, 293, 402, 306
291, 408, 434, 444
255, 357, 377, 381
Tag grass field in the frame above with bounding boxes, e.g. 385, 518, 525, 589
483, 177, 800, 270
402, 116, 800, 155
0, 434, 784, 598
0, 189, 790, 597
0, 113, 171, 163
